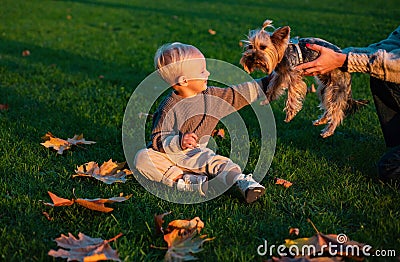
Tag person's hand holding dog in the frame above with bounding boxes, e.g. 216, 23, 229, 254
296, 44, 348, 76
181, 132, 198, 150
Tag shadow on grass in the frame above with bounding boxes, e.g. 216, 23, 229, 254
0, 37, 148, 87
54, 0, 365, 20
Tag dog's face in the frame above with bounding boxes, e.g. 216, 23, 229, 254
240, 22, 291, 74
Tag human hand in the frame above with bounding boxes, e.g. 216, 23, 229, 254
181, 132, 198, 150
295, 44, 347, 76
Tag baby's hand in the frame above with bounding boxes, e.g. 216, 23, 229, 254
181, 132, 198, 150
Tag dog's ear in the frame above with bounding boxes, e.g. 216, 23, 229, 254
271, 26, 290, 45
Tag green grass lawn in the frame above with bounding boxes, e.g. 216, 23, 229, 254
1, 0, 400, 261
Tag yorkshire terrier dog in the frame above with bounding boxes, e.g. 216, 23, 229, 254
240, 19, 367, 138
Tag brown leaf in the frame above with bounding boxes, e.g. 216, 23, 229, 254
275, 177, 293, 188
42, 211, 53, 221
48, 232, 122, 262
0, 104, 9, 110
74, 159, 133, 184
154, 211, 172, 235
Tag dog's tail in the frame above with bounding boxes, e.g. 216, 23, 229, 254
345, 98, 369, 115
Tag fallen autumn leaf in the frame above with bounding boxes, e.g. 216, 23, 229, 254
48, 232, 122, 262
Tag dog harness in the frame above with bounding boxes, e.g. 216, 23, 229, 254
285, 37, 341, 67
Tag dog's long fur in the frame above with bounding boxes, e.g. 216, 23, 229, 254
240, 20, 367, 138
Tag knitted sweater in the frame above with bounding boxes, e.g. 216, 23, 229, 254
343, 25, 400, 84
150, 77, 269, 153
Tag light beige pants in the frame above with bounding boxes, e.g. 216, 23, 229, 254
134, 147, 242, 187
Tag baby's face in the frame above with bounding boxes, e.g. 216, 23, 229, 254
181, 51, 210, 93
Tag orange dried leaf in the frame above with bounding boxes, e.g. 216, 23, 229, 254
208, 29, 216, 35
166, 217, 204, 237
154, 214, 214, 261
211, 128, 225, 138
162, 216, 214, 261
44, 191, 74, 207
75, 194, 132, 213
41, 132, 94, 154
41, 132, 71, 155
48, 232, 122, 262
274, 177, 293, 188
43, 191, 131, 213
99, 159, 120, 175
75, 199, 114, 213
74, 159, 133, 184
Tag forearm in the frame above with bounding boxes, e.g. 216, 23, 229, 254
344, 25, 400, 84
152, 133, 182, 153
230, 76, 271, 105
346, 49, 400, 84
